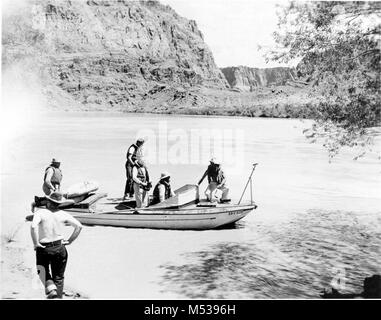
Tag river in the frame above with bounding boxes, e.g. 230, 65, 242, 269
1, 112, 380, 299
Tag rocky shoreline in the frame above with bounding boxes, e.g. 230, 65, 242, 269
48, 103, 317, 119
46, 83, 319, 120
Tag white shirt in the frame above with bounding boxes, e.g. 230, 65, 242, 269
31, 208, 82, 243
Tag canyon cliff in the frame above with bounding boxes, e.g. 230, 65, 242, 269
3, 0, 230, 110
2, 0, 316, 117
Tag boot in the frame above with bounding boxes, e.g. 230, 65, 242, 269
47, 289, 58, 299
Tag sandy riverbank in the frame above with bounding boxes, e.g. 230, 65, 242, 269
1, 236, 87, 300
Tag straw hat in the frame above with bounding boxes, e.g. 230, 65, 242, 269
135, 159, 145, 167
210, 157, 220, 165
160, 172, 170, 180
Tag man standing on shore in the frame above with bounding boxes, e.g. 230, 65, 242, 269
30, 192, 82, 299
124, 138, 145, 200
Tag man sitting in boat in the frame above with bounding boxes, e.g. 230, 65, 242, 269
132, 159, 151, 208
42, 158, 63, 196
151, 172, 176, 205
198, 158, 229, 202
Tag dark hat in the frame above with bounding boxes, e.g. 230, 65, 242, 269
46, 192, 74, 208
51, 158, 60, 164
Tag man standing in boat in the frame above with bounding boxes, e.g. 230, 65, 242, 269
132, 159, 151, 208
198, 158, 229, 202
124, 138, 145, 200
30, 191, 82, 299
43, 158, 63, 196
151, 172, 176, 205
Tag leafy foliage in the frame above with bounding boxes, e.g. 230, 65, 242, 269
268, 1, 381, 159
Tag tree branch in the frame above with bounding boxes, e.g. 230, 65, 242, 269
343, 49, 380, 63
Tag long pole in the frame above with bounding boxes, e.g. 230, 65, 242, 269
250, 176, 253, 205
238, 163, 258, 205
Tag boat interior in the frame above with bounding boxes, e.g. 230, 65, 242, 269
111, 184, 237, 210
30, 184, 257, 217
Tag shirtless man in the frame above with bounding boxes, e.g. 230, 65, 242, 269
30, 192, 82, 299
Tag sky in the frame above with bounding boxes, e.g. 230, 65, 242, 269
161, 0, 291, 68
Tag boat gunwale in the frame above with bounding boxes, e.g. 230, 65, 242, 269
71, 216, 219, 222
69, 204, 256, 216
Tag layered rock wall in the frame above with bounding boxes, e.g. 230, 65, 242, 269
2, 0, 229, 109
221, 66, 296, 91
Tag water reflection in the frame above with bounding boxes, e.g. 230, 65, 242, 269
159, 240, 312, 299
215, 220, 247, 230
159, 209, 381, 299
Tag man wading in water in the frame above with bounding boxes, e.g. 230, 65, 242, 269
124, 138, 145, 200
31, 192, 82, 299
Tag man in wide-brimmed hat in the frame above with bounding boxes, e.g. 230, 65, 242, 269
124, 137, 145, 200
30, 191, 82, 299
42, 158, 63, 196
198, 157, 229, 202
151, 172, 176, 205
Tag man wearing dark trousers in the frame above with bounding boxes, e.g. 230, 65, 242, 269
124, 138, 145, 200
30, 192, 82, 299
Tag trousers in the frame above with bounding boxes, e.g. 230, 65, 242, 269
36, 244, 68, 298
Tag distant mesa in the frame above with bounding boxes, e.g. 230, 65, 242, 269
220, 66, 297, 92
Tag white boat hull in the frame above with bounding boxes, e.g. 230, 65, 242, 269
70, 205, 255, 230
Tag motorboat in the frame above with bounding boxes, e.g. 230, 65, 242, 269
27, 165, 259, 230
